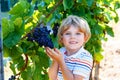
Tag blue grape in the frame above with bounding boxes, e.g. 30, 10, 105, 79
27, 27, 54, 48
8, 75, 16, 80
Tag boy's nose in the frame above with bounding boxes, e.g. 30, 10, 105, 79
70, 34, 76, 38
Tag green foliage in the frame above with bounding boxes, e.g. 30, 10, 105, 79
9, 0, 30, 16
2, 0, 120, 79
2, 18, 14, 39
63, 0, 74, 10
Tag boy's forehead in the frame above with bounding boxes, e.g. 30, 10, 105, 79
65, 25, 81, 29
63, 26, 82, 31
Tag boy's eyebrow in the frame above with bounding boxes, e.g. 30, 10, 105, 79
64, 30, 71, 32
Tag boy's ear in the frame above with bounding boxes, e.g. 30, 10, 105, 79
84, 36, 87, 42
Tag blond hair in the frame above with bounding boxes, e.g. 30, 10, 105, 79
57, 15, 91, 45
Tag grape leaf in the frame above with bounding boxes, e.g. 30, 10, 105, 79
105, 26, 114, 37
9, 1, 29, 16
2, 18, 14, 39
86, 0, 94, 7
77, 0, 82, 3
94, 53, 103, 62
10, 62, 16, 75
3, 31, 22, 48
63, 0, 74, 10
33, 64, 42, 80
14, 17, 23, 28
17, 57, 24, 70
21, 68, 32, 80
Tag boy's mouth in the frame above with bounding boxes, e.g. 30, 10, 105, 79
69, 41, 78, 44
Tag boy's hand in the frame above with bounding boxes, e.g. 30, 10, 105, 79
45, 47, 64, 63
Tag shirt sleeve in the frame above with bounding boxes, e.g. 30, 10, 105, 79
73, 52, 93, 79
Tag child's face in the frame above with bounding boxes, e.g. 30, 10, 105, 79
61, 25, 85, 52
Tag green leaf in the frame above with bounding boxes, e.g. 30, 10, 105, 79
14, 17, 23, 27
3, 46, 10, 57
78, 7, 85, 16
44, 0, 52, 4
86, 0, 94, 7
21, 41, 35, 54
38, 47, 44, 52
27, 5, 34, 16
104, 12, 112, 21
37, 51, 49, 68
10, 62, 16, 74
31, 55, 40, 63
9, 1, 29, 16
12, 55, 22, 64
77, 0, 82, 3
105, 26, 114, 37
94, 53, 104, 62
16, 45, 23, 53
21, 68, 32, 80
3, 45, 23, 60
63, 0, 74, 10
3, 20, 24, 48
33, 64, 42, 80
114, 1, 120, 9
94, 24, 103, 35
114, 16, 119, 23
10, 47, 22, 60
3, 31, 22, 48
2, 18, 15, 39
17, 56, 24, 70
21, 71, 30, 80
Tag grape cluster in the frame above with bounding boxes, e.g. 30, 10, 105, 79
8, 75, 16, 80
27, 27, 54, 48
52, 23, 59, 37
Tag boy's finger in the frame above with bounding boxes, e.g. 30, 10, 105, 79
54, 48, 61, 54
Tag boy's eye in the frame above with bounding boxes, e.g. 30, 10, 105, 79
76, 33, 81, 35
65, 33, 71, 35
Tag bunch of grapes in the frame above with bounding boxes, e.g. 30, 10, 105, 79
52, 23, 59, 37
27, 27, 54, 48
8, 75, 16, 80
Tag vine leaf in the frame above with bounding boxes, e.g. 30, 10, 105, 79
106, 26, 114, 37
3, 30, 23, 48
63, 0, 74, 10
14, 17, 23, 28
77, 0, 82, 3
86, 0, 94, 7
9, 1, 29, 16
2, 18, 14, 39
94, 53, 103, 62
21, 66, 32, 80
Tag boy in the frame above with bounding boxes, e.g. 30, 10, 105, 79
45, 15, 93, 80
